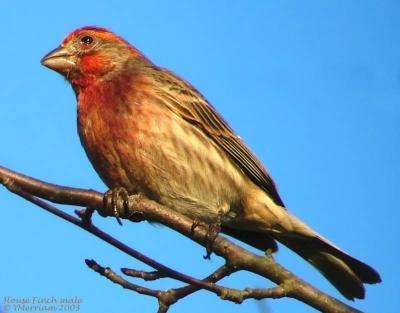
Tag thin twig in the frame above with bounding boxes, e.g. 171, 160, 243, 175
161, 265, 234, 306
121, 269, 168, 281
85, 259, 161, 297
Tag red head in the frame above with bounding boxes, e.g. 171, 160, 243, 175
41, 26, 149, 89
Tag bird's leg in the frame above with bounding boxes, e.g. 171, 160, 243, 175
203, 210, 225, 260
103, 187, 130, 225
191, 219, 201, 234
203, 222, 221, 260
190, 217, 221, 260
103, 188, 146, 223
190, 209, 227, 260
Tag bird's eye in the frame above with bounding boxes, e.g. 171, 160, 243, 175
80, 35, 94, 45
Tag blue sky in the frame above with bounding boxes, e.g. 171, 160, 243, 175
0, 1, 399, 312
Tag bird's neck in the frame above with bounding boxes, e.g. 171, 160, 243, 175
75, 68, 138, 117
70, 74, 98, 95
74, 56, 156, 118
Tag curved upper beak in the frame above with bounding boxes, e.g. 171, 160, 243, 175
41, 46, 76, 73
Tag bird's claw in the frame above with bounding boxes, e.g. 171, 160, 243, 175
191, 219, 201, 234
203, 222, 221, 260
191, 216, 222, 260
103, 187, 130, 225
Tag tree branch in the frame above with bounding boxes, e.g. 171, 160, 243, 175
0, 165, 363, 313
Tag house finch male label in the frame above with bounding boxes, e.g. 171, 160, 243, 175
41, 26, 380, 300
2, 296, 82, 312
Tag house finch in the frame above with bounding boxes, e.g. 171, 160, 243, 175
41, 26, 380, 299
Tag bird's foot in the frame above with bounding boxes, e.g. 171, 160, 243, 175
103, 187, 130, 225
191, 215, 223, 259
103, 188, 146, 223
191, 219, 201, 234
203, 221, 221, 260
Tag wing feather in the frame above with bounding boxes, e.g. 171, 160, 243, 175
151, 67, 285, 207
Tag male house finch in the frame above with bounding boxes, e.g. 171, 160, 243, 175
41, 27, 380, 300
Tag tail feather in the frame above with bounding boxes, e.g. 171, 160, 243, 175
222, 226, 278, 252
275, 233, 381, 300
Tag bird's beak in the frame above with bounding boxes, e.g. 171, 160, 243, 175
41, 46, 76, 73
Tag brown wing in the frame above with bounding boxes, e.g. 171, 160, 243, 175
150, 67, 285, 207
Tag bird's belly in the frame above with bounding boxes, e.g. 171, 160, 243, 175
79, 106, 245, 223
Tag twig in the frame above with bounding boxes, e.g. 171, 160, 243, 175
85, 259, 161, 297
88, 259, 284, 312
159, 264, 234, 305
121, 269, 168, 281
88, 261, 235, 312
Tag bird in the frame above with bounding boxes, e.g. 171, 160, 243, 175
41, 26, 381, 300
